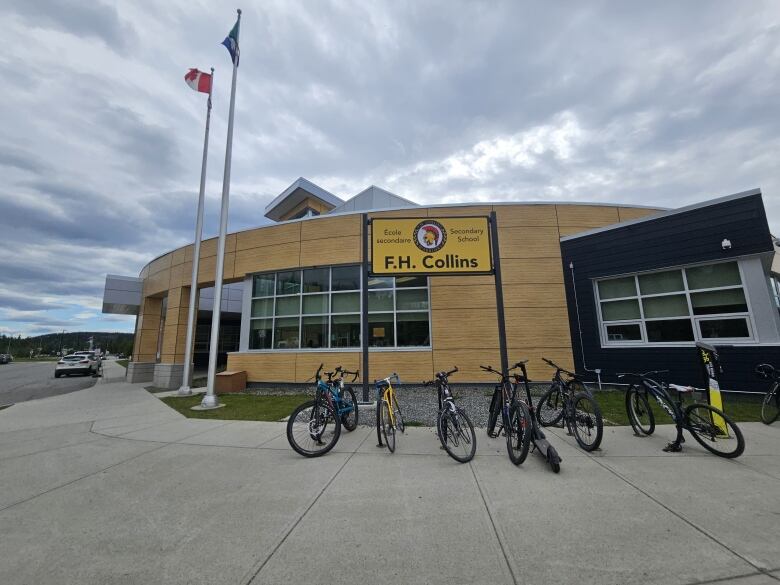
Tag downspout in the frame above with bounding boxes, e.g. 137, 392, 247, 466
569, 261, 602, 389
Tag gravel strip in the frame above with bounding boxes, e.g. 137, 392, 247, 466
354, 384, 551, 428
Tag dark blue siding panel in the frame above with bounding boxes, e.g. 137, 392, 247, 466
560, 192, 777, 391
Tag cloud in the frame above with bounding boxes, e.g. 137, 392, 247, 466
0, 0, 136, 52
0, 0, 779, 336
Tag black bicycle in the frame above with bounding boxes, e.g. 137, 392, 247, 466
483, 363, 532, 465
536, 358, 603, 452
755, 363, 779, 425
621, 370, 745, 458
423, 367, 477, 463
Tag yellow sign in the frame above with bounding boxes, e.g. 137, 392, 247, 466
371, 216, 492, 275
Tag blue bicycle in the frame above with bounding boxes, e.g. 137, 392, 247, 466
286, 364, 359, 457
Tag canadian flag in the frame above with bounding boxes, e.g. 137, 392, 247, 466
184, 68, 212, 94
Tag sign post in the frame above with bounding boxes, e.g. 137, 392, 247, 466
488, 211, 509, 378
361, 213, 370, 403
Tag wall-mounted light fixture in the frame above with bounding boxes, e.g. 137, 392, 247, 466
721, 238, 732, 250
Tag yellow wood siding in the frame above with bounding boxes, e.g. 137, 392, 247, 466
236, 223, 300, 251
494, 205, 558, 227
137, 202, 661, 380
555, 204, 620, 227
618, 207, 661, 222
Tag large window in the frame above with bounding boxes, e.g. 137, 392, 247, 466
596, 261, 754, 346
248, 266, 430, 350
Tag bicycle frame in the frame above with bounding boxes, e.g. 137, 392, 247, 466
637, 377, 684, 422
375, 373, 401, 447
315, 368, 356, 419
381, 384, 397, 427
633, 375, 708, 448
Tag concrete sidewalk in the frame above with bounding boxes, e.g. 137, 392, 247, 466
0, 366, 778, 585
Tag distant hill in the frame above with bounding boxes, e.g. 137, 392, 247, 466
0, 331, 134, 357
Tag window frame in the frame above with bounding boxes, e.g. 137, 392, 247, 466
594, 260, 757, 348
245, 264, 432, 352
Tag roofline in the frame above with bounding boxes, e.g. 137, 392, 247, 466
363, 185, 420, 207
263, 177, 343, 214
559, 188, 762, 243
138, 200, 669, 271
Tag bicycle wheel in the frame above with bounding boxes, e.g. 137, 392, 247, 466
536, 383, 564, 427
506, 401, 532, 465
626, 385, 655, 436
380, 399, 396, 453
685, 403, 744, 458
286, 400, 341, 458
339, 386, 359, 431
392, 394, 405, 434
486, 387, 501, 438
760, 383, 779, 425
571, 392, 603, 451
438, 406, 477, 463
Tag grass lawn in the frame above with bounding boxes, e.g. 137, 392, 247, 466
116, 359, 129, 369
592, 390, 764, 426
160, 393, 310, 421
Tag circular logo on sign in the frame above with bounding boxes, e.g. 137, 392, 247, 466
413, 220, 447, 253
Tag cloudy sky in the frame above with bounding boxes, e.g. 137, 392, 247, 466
0, 0, 778, 337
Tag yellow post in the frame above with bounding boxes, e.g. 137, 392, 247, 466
700, 349, 729, 436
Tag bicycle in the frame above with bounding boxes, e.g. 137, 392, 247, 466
375, 373, 404, 453
483, 363, 532, 465
621, 370, 745, 458
755, 363, 779, 425
286, 364, 356, 457
422, 367, 477, 463
536, 358, 603, 452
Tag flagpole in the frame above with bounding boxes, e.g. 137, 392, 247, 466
202, 9, 241, 408
178, 68, 214, 396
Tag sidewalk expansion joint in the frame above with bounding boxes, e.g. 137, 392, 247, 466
587, 455, 769, 576
687, 569, 780, 584
0, 441, 169, 514
0, 435, 105, 463
469, 461, 518, 585
0, 422, 236, 515
242, 430, 373, 585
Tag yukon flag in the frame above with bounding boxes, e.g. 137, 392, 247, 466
184, 68, 212, 93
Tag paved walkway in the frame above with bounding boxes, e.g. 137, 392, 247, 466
0, 361, 778, 585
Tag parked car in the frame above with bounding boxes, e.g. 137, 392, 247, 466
73, 351, 101, 364
55, 354, 98, 377
0, 354, 9, 364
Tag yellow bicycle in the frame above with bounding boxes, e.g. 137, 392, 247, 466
375, 373, 404, 452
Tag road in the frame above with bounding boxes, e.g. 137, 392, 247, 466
0, 361, 97, 405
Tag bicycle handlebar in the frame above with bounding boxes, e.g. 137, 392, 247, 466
439, 366, 458, 378
542, 357, 581, 378
376, 372, 401, 385
479, 364, 522, 378
335, 366, 360, 383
